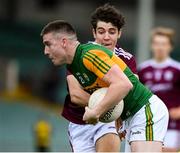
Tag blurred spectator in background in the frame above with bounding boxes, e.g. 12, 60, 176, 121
138, 27, 180, 152
34, 117, 52, 152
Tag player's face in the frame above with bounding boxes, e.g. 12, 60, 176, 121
43, 33, 66, 66
151, 35, 172, 60
93, 21, 121, 51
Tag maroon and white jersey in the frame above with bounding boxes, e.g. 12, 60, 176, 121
114, 47, 137, 74
62, 46, 137, 124
138, 58, 180, 130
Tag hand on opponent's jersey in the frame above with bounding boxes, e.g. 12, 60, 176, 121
115, 118, 126, 141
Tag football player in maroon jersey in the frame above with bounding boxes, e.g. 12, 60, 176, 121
138, 27, 180, 152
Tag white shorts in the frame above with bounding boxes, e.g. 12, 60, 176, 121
68, 121, 117, 152
164, 129, 180, 148
124, 95, 169, 147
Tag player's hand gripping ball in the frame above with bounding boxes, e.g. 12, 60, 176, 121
88, 88, 124, 123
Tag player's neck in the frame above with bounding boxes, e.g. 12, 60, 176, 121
66, 41, 80, 64
154, 56, 169, 63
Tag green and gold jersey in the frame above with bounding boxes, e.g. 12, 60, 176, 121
67, 43, 153, 120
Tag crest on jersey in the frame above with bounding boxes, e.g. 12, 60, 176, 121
164, 70, 173, 81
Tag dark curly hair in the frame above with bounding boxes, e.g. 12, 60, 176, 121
91, 4, 125, 31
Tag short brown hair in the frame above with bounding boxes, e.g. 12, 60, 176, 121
40, 20, 76, 37
91, 4, 125, 31
151, 27, 175, 45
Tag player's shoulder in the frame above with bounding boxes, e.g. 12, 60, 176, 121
83, 42, 113, 57
168, 58, 180, 70
138, 59, 154, 70
83, 41, 107, 51
114, 46, 134, 60
139, 58, 180, 70
80, 41, 99, 49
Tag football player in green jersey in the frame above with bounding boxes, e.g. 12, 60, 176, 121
64, 4, 127, 152
41, 20, 169, 152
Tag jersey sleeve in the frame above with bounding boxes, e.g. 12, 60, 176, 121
114, 47, 137, 74
127, 56, 138, 74
83, 50, 126, 79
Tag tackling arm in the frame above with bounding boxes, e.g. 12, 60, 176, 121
67, 75, 90, 107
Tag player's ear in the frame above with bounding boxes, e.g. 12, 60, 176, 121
170, 43, 174, 52
92, 28, 97, 39
61, 38, 67, 48
118, 30, 122, 39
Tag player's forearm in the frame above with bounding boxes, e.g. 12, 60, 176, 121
93, 65, 133, 117
70, 89, 90, 107
94, 82, 132, 117
67, 75, 90, 107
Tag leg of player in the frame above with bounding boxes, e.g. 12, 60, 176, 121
68, 121, 120, 152
163, 147, 178, 152
95, 133, 120, 152
125, 95, 169, 152
131, 141, 162, 152
162, 129, 180, 152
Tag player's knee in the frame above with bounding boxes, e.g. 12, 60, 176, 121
96, 133, 120, 152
